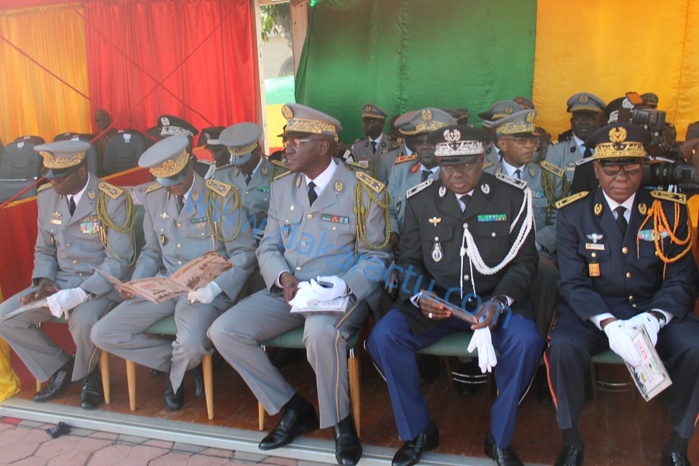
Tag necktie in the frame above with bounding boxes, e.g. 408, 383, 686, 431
371, 141, 377, 154
307, 181, 318, 205
68, 196, 76, 216
245, 172, 253, 185
421, 170, 430, 182
176, 195, 184, 213
615, 206, 627, 236
514, 169, 522, 180
458, 194, 470, 212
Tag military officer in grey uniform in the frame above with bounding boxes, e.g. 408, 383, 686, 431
479, 100, 524, 168
349, 103, 397, 184
388, 108, 456, 254
208, 103, 391, 466
377, 110, 417, 177
546, 92, 606, 194
91, 135, 256, 411
0, 140, 135, 410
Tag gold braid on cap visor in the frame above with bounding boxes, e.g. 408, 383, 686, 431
593, 142, 646, 159
285, 117, 338, 140
495, 121, 535, 135
227, 141, 258, 156
40, 151, 85, 169
149, 149, 189, 177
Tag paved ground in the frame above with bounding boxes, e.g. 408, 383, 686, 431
0, 416, 303, 466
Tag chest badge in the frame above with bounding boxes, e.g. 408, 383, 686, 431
481, 183, 490, 195
335, 181, 343, 193
160, 212, 170, 220
428, 217, 441, 227
439, 186, 447, 198
589, 263, 600, 277
432, 237, 443, 262
638, 203, 647, 215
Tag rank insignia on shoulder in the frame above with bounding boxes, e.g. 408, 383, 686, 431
555, 191, 589, 209
356, 171, 385, 193
540, 160, 565, 178
407, 179, 433, 198
394, 154, 417, 164
206, 179, 232, 197
145, 182, 163, 194
496, 172, 527, 189
98, 182, 125, 199
37, 183, 53, 193
273, 170, 293, 181
346, 161, 369, 171
574, 157, 595, 167
651, 190, 687, 204
482, 161, 494, 169
270, 159, 289, 169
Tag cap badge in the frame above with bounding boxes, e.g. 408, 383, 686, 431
580, 95, 589, 103
363, 105, 371, 112
160, 116, 170, 126
428, 217, 441, 226
481, 183, 490, 195
439, 186, 447, 198
504, 105, 514, 114
422, 109, 432, 121
609, 127, 627, 143
525, 111, 535, 122
638, 203, 647, 215
282, 105, 293, 119
594, 203, 603, 216
444, 129, 460, 143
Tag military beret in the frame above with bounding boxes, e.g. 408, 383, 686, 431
493, 109, 538, 135
566, 92, 605, 113
361, 103, 388, 119
478, 100, 524, 128
400, 108, 456, 136
281, 103, 342, 140
429, 125, 486, 164
157, 115, 199, 138
586, 122, 650, 161
214, 122, 262, 157
138, 134, 191, 186
36, 140, 90, 178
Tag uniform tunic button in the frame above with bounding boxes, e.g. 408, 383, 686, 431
72, 259, 78, 264
290, 205, 295, 211
628, 295, 634, 300
491, 232, 496, 237
463, 275, 469, 281
591, 252, 597, 258
177, 223, 182, 229
201, 233, 205, 236
622, 247, 629, 254
66, 243, 71, 247
306, 214, 313, 219
295, 266, 302, 271
177, 243, 182, 248
632, 303, 637, 308
79, 273, 83, 277
626, 272, 631, 278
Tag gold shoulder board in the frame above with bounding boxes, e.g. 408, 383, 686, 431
356, 171, 385, 193
496, 172, 527, 189
651, 190, 687, 205
346, 161, 368, 171
483, 161, 494, 169
273, 170, 293, 181
540, 160, 565, 178
270, 159, 289, 170
406, 179, 434, 198
98, 181, 124, 200
394, 154, 417, 164
206, 179, 232, 197
555, 191, 589, 209
145, 183, 163, 194
37, 183, 52, 193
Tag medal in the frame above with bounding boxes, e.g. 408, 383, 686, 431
589, 263, 600, 277
432, 237, 443, 262
159, 235, 167, 246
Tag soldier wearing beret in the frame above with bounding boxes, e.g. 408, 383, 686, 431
91, 135, 256, 411
0, 141, 135, 410
349, 103, 397, 183
546, 92, 606, 193
368, 125, 545, 466
208, 103, 391, 466
547, 122, 699, 466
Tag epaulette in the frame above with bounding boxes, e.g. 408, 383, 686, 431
555, 191, 589, 209
206, 179, 232, 197
346, 161, 369, 171
394, 154, 417, 164
270, 159, 289, 170
98, 181, 125, 200
356, 171, 385, 194
496, 172, 527, 189
540, 160, 565, 178
651, 190, 687, 205
574, 157, 595, 167
273, 170, 293, 181
145, 183, 163, 194
406, 179, 434, 198
37, 183, 52, 193
483, 161, 494, 170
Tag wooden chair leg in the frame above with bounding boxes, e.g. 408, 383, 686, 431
203, 354, 214, 420
258, 401, 266, 431
100, 352, 110, 404
126, 359, 137, 411
348, 348, 361, 437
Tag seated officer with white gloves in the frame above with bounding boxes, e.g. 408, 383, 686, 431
547, 122, 699, 466
367, 125, 545, 466
0, 140, 134, 410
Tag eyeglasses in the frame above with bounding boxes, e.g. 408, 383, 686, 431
599, 163, 642, 177
283, 137, 322, 148
500, 136, 541, 146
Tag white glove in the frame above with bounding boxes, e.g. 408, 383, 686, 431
309, 276, 347, 301
467, 327, 498, 373
47, 287, 88, 318
289, 281, 316, 307
187, 281, 222, 304
604, 320, 642, 366
625, 312, 661, 346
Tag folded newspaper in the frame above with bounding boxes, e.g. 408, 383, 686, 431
290, 296, 351, 314
625, 325, 672, 401
0, 298, 49, 322
94, 251, 232, 304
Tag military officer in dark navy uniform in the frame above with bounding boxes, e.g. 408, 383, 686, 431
547, 122, 699, 466
368, 125, 545, 466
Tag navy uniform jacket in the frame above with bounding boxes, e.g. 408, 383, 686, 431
396, 173, 539, 335
556, 188, 698, 322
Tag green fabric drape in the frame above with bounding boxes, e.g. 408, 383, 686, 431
296, 0, 537, 143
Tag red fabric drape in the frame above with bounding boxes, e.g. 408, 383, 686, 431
82, 0, 258, 135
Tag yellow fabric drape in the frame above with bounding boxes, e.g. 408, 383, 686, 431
534, 0, 699, 141
0, 6, 91, 144
0, 289, 21, 401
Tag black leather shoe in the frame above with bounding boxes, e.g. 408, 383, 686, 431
164, 379, 185, 411
258, 398, 319, 450
189, 364, 204, 400
391, 422, 439, 466
661, 452, 691, 466
554, 444, 584, 466
484, 431, 524, 466
33, 357, 74, 403
333, 415, 362, 466
80, 369, 104, 410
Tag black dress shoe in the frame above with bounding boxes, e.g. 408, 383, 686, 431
164, 379, 185, 411
333, 415, 362, 466
484, 431, 524, 466
80, 369, 104, 410
392, 422, 439, 466
33, 357, 74, 403
554, 444, 584, 466
258, 398, 319, 450
661, 452, 691, 466
189, 364, 204, 400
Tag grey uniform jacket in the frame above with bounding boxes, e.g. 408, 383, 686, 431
388, 156, 440, 234
545, 138, 582, 190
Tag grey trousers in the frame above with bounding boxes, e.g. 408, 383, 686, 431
208, 289, 369, 428
0, 286, 113, 382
